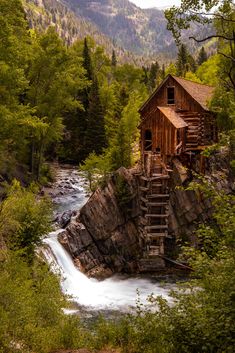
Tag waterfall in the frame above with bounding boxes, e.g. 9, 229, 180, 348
42, 166, 173, 311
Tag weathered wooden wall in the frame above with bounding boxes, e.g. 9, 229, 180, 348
141, 110, 179, 158
141, 76, 205, 117
140, 76, 216, 164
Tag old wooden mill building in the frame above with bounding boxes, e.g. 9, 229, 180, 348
138, 74, 216, 265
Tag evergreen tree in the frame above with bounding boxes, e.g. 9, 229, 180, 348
111, 49, 117, 67
83, 37, 93, 81
142, 66, 149, 86
176, 44, 188, 77
85, 77, 107, 156
74, 38, 94, 162
187, 54, 197, 73
148, 61, 160, 91
161, 64, 166, 79
197, 46, 208, 65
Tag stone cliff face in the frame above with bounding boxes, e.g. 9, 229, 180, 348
59, 167, 143, 279
59, 150, 234, 279
168, 150, 233, 244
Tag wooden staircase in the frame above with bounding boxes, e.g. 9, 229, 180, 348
179, 112, 202, 150
138, 153, 171, 270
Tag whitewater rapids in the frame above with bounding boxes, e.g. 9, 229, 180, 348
42, 166, 174, 311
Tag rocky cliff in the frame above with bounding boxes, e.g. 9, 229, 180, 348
59, 149, 234, 279
59, 167, 143, 279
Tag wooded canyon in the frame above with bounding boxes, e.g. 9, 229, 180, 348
0, 1, 234, 352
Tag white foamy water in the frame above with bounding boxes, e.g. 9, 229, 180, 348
42, 166, 174, 311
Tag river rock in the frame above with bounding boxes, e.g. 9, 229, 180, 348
56, 210, 77, 228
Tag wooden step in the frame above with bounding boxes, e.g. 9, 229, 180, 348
139, 258, 165, 270
146, 194, 169, 198
147, 233, 167, 238
147, 202, 168, 206
150, 175, 170, 180
152, 173, 167, 177
140, 175, 169, 181
145, 214, 168, 218
149, 246, 160, 254
145, 225, 168, 230
139, 186, 149, 192
140, 175, 149, 181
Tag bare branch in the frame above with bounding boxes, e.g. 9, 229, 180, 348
189, 35, 234, 42
218, 52, 235, 63
189, 10, 235, 23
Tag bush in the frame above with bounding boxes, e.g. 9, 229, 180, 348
0, 252, 88, 353
0, 180, 52, 261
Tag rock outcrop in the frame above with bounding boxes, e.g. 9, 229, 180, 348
59, 149, 234, 279
168, 149, 234, 244
59, 167, 143, 279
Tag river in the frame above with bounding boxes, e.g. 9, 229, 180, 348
42, 165, 175, 313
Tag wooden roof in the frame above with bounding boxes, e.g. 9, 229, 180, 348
139, 74, 214, 112
172, 76, 214, 111
158, 106, 188, 129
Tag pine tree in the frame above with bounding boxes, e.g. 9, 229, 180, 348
85, 77, 107, 156
176, 44, 188, 77
161, 64, 165, 79
111, 49, 117, 67
197, 46, 208, 65
187, 54, 197, 73
75, 37, 94, 162
83, 37, 93, 81
149, 61, 160, 91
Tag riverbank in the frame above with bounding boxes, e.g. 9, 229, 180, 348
41, 164, 180, 315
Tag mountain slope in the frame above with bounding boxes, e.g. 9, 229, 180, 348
23, 0, 150, 65
24, 0, 214, 64
61, 0, 212, 58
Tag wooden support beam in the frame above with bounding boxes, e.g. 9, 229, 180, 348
147, 202, 168, 206
145, 214, 168, 218
145, 225, 168, 230
147, 233, 168, 238
139, 186, 149, 192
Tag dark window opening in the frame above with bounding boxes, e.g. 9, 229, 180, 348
144, 129, 152, 151
167, 87, 175, 104
177, 129, 181, 144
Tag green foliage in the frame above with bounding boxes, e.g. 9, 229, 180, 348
92, 182, 235, 353
85, 77, 107, 156
148, 61, 160, 91
114, 173, 133, 214
0, 180, 52, 260
176, 44, 196, 77
108, 91, 144, 170
165, 63, 177, 76
0, 251, 87, 353
197, 46, 208, 65
196, 54, 220, 86
165, 0, 235, 89
80, 152, 110, 192
112, 49, 117, 67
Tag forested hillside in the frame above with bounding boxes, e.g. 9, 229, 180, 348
62, 0, 215, 58
23, 0, 152, 66
24, 0, 216, 64
0, 0, 234, 352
